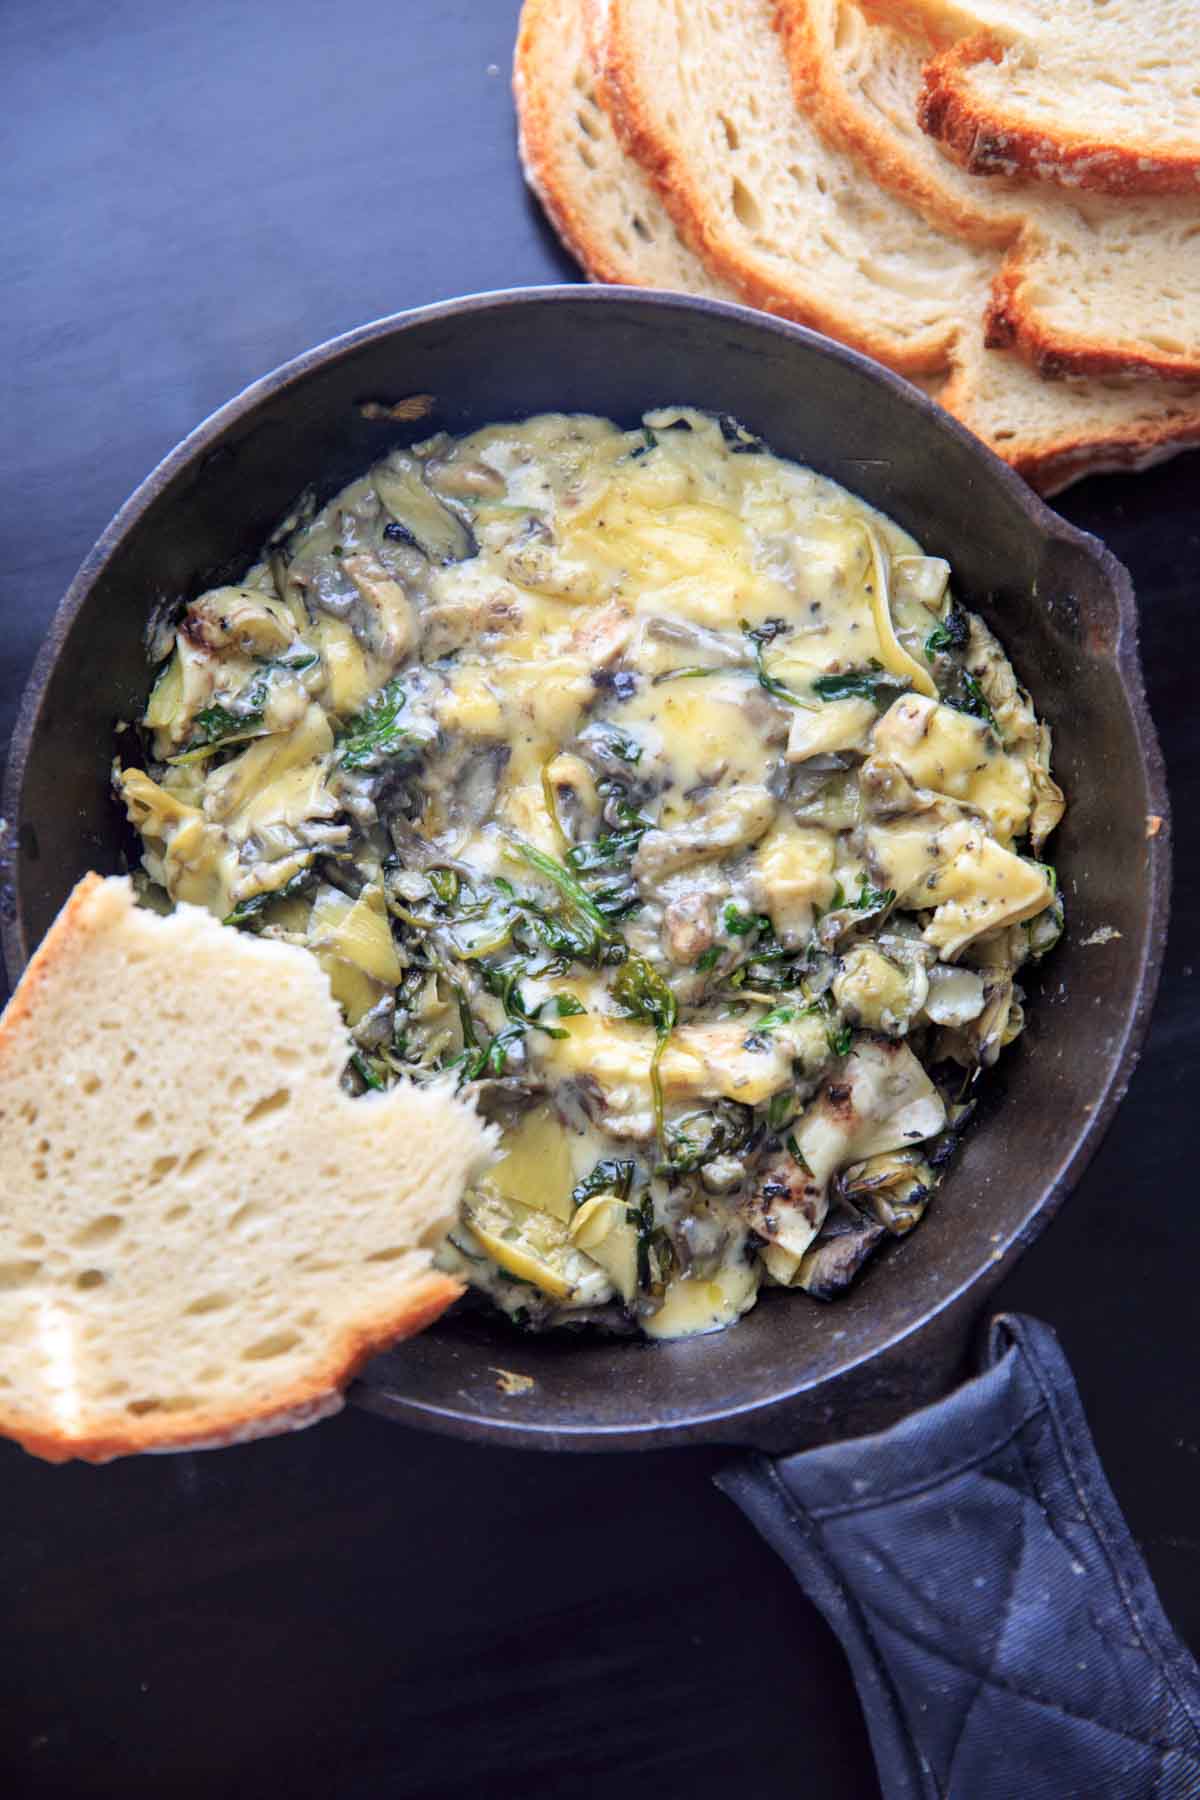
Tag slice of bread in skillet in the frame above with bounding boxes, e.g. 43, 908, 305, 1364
0, 874, 496, 1463
774, 0, 1200, 381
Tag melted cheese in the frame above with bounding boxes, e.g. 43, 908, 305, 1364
121, 404, 1064, 1344
872, 696, 1032, 841
751, 819, 838, 946
544, 1013, 792, 1110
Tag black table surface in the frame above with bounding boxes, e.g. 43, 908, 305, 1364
2, 3, 1197, 1795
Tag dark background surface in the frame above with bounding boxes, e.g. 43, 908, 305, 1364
1, 2, 1197, 1795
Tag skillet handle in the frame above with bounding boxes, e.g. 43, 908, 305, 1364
716, 1314, 1200, 1800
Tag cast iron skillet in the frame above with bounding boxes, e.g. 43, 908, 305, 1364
1, 288, 1170, 1446
1, 288, 1175, 1790
1, 288, 1169, 1454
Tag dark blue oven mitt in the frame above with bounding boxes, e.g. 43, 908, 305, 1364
717, 1314, 1200, 1800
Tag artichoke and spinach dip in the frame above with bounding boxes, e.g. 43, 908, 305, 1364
118, 408, 1065, 1340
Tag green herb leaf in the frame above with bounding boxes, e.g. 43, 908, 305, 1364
597, 724, 643, 766
553, 994, 587, 1018
613, 954, 678, 1146
945, 671, 998, 732
613, 955, 677, 1036
658, 1102, 753, 1175
172, 656, 320, 763
695, 945, 721, 972
854, 879, 896, 914
512, 836, 613, 936
786, 1133, 813, 1176
651, 666, 726, 686
566, 804, 650, 876
923, 605, 968, 659
351, 1051, 386, 1092
572, 1158, 637, 1207
428, 868, 461, 909
742, 619, 813, 710
337, 677, 428, 771
754, 1003, 798, 1033
812, 667, 908, 705
768, 1091, 795, 1132
825, 1020, 853, 1058
223, 864, 315, 931
628, 1192, 656, 1289
724, 903, 769, 937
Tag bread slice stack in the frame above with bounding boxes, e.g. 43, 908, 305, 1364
514, 0, 1200, 492
0, 875, 496, 1463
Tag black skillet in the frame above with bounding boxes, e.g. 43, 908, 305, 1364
1, 290, 1188, 1794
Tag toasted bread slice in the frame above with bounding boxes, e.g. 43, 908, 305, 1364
941, 335, 1200, 493
600, 0, 981, 374
0, 875, 496, 1463
860, 0, 1200, 195
514, 0, 740, 296
774, 0, 1200, 380
514, 0, 1200, 491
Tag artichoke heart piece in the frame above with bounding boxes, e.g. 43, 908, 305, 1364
313, 615, 376, 718
120, 772, 237, 915
855, 523, 937, 700
206, 704, 334, 828
872, 694, 1032, 841
186, 585, 297, 657
373, 451, 474, 564
488, 1106, 576, 1223
465, 1192, 613, 1303
121, 768, 201, 839
144, 647, 187, 738
792, 1039, 945, 1195
1029, 748, 1066, 856
786, 696, 876, 762
641, 1258, 758, 1340
569, 1195, 640, 1301
666, 1021, 794, 1107
162, 814, 238, 918
143, 637, 223, 748
923, 963, 986, 1026
760, 1243, 804, 1287
922, 837, 1054, 959
893, 555, 950, 611
311, 883, 402, 988
832, 944, 920, 1037
839, 1151, 934, 1237
545, 1014, 793, 1111
750, 819, 837, 948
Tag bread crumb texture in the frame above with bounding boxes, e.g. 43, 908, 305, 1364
0, 875, 496, 1463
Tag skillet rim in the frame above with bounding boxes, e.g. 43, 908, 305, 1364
0, 285, 1173, 1450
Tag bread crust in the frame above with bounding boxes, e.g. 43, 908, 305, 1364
937, 360, 1200, 495
772, 0, 1015, 247
983, 264, 1200, 384
514, 0, 630, 284
599, 0, 959, 374
0, 1271, 462, 1464
919, 35, 1200, 197
773, 0, 1200, 384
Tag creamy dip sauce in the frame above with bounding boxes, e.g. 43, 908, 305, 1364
120, 407, 1064, 1339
